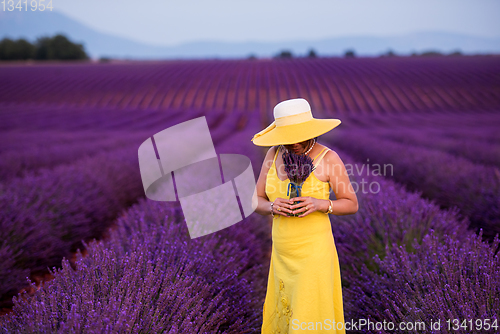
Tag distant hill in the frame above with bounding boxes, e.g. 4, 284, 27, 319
1, 10, 499, 59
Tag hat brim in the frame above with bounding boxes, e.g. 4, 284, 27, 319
252, 118, 341, 146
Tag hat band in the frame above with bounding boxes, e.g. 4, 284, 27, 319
275, 110, 313, 127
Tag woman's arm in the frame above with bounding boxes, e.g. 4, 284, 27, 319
322, 149, 359, 215
255, 146, 294, 217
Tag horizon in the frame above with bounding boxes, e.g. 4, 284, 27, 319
55, 0, 500, 46
1, 1, 499, 59
1, 0, 500, 46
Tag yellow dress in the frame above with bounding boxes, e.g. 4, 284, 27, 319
262, 146, 346, 334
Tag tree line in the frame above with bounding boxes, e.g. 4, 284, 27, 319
0, 34, 88, 60
270, 48, 465, 59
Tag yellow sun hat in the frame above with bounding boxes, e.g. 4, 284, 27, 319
251, 98, 341, 146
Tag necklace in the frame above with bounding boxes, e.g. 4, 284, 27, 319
281, 138, 316, 156
303, 138, 316, 155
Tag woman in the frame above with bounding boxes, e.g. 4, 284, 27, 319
251, 98, 358, 334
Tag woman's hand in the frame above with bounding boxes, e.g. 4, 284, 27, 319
272, 197, 295, 217
289, 197, 327, 217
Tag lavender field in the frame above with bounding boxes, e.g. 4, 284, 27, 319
0, 57, 499, 333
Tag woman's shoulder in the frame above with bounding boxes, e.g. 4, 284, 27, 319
261, 145, 279, 166
266, 145, 279, 158
317, 144, 342, 162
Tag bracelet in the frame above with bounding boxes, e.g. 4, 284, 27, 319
326, 199, 333, 214
270, 202, 275, 218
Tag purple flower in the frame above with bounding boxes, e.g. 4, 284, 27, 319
282, 150, 316, 185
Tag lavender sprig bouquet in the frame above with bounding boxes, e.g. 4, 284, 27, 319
282, 150, 316, 217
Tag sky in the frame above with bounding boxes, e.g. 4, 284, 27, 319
55, 0, 500, 46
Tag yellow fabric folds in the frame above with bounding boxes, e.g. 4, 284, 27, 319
251, 121, 276, 142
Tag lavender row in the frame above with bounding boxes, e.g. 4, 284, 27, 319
0, 131, 107, 154
338, 112, 500, 167
369, 127, 500, 168
343, 230, 500, 334
0, 107, 231, 180
0, 105, 197, 179
0, 131, 149, 181
0, 147, 144, 307
0, 104, 206, 132
321, 148, 469, 272
1, 57, 499, 113
0, 110, 246, 307
330, 130, 500, 240
1, 199, 272, 333
1, 121, 271, 332
1, 116, 496, 331
1, 136, 497, 332
325, 148, 499, 333
341, 111, 500, 134
2, 141, 493, 332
